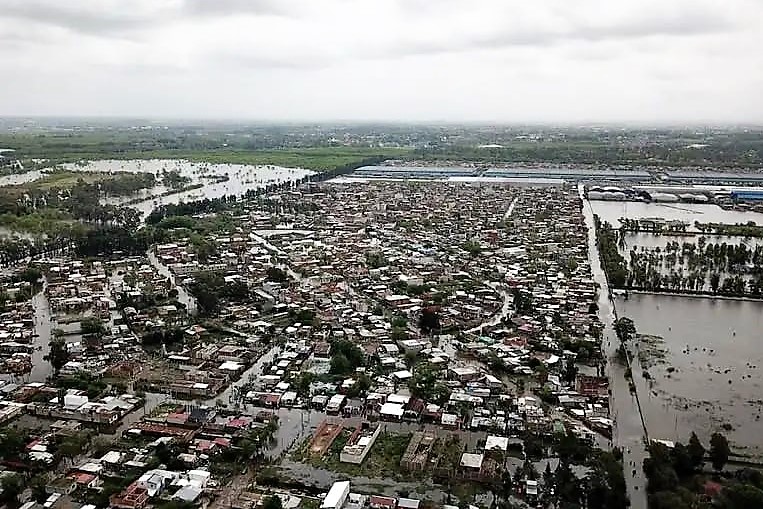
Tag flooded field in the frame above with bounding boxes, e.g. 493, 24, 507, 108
0, 160, 315, 240
590, 200, 763, 229
62, 159, 316, 217
621, 233, 763, 252
617, 293, 763, 457
587, 198, 763, 457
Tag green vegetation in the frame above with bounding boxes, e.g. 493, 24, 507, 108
643, 432, 762, 509
534, 432, 630, 508
415, 132, 763, 168
0, 173, 143, 237
80, 316, 106, 336
0, 428, 27, 461
45, 337, 70, 375
709, 432, 730, 472
409, 364, 451, 405
329, 339, 365, 375
0, 474, 24, 508
418, 306, 441, 333
0, 130, 411, 169
187, 270, 250, 316
626, 239, 763, 296
365, 251, 388, 269
262, 496, 283, 509
695, 221, 763, 238
595, 217, 628, 288
462, 240, 482, 256
296, 430, 413, 480
161, 169, 191, 189
57, 373, 107, 398
18, 170, 150, 192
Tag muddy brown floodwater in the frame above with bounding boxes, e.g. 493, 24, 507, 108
617, 293, 763, 457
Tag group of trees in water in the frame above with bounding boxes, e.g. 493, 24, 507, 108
597, 217, 763, 297
627, 240, 763, 296
0, 155, 387, 267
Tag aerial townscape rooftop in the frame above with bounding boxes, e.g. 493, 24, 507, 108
0, 1, 763, 509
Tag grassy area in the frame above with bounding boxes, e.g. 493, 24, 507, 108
0, 209, 85, 236
0, 132, 412, 170
25, 170, 123, 190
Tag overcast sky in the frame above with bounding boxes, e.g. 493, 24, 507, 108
1, 0, 761, 123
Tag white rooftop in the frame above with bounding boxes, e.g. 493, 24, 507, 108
460, 452, 484, 469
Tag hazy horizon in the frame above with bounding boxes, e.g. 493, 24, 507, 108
2, 0, 762, 123
2, 116, 763, 130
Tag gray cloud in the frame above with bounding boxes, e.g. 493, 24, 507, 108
372, 4, 734, 60
0, 0, 296, 39
181, 0, 293, 17
0, 0, 158, 35
0, 0, 760, 122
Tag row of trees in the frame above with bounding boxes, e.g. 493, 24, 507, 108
595, 217, 629, 288
495, 433, 629, 509
695, 221, 763, 238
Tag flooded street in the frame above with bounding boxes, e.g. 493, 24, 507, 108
147, 250, 197, 315
29, 289, 54, 382
205, 343, 282, 407
580, 186, 648, 509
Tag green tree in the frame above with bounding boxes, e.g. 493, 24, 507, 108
718, 483, 763, 509
404, 350, 418, 368
419, 306, 440, 333
0, 474, 24, 508
18, 267, 42, 285
262, 496, 283, 509
45, 338, 70, 375
329, 354, 351, 376
687, 432, 705, 471
614, 317, 636, 342
648, 489, 694, 509
390, 326, 408, 341
500, 469, 513, 502
294, 372, 314, 397
409, 364, 450, 405
391, 315, 408, 328
266, 266, 288, 283
30, 476, 48, 503
670, 443, 693, 477
710, 432, 730, 472
80, 316, 105, 335
365, 251, 387, 269
710, 273, 721, 294
0, 428, 26, 460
